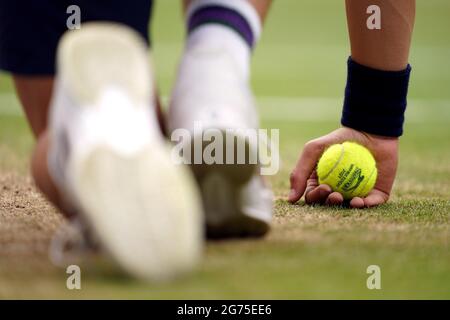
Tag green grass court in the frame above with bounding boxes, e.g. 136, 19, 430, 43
0, 0, 449, 298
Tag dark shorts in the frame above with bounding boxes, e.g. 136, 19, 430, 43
0, 0, 153, 75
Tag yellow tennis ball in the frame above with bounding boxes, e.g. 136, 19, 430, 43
317, 142, 377, 200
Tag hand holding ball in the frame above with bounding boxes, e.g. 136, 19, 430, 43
317, 142, 377, 200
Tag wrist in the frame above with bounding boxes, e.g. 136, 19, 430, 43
341, 57, 412, 138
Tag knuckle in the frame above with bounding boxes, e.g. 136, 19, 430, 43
304, 140, 323, 153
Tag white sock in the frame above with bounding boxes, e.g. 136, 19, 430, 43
185, 0, 262, 80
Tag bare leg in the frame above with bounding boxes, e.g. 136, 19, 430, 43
346, 0, 415, 71
13, 76, 70, 215
30, 130, 75, 215
13, 76, 53, 137
246, 0, 272, 22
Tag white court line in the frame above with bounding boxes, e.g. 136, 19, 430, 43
258, 97, 450, 123
0, 92, 449, 123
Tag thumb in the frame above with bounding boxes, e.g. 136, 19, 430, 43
289, 141, 325, 203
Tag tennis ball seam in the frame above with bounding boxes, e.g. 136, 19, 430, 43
321, 143, 345, 181
350, 164, 377, 197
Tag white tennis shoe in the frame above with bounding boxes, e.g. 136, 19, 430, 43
168, 31, 273, 238
47, 23, 203, 281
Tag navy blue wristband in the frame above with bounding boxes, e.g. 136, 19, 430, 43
341, 57, 412, 137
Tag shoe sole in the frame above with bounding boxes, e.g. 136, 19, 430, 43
190, 130, 270, 238
58, 23, 203, 281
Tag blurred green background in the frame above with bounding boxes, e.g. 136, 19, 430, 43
0, 0, 449, 299
2, 0, 450, 97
